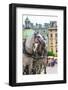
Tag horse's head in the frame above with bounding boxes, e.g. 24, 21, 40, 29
32, 33, 47, 59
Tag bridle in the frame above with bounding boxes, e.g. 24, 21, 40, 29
23, 34, 46, 60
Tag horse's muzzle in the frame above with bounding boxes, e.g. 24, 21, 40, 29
32, 51, 45, 59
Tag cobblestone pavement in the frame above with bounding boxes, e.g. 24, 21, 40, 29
46, 64, 57, 74
41, 64, 57, 74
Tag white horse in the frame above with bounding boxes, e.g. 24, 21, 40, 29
23, 32, 47, 74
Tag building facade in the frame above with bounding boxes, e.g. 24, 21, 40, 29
48, 21, 57, 55
23, 17, 48, 37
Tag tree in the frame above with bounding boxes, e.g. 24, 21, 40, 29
47, 51, 55, 56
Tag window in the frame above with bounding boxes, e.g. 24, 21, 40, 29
50, 30, 52, 32
50, 34, 53, 37
51, 48, 53, 52
56, 49, 57, 52
55, 33, 57, 37
56, 41, 57, 44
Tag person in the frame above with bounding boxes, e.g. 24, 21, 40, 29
51, 58, 55, 66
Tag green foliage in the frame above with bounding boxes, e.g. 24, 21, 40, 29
47, 51, 55, 56
23, 29, 34, 39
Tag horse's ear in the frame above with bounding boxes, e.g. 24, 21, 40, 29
34, 32, 39, 36
34, 32, 37, 37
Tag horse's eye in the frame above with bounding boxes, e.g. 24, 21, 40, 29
37, 36, 40, 38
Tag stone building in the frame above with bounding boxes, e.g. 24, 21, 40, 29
48, 21, 57, 55
23, 17, 48, 38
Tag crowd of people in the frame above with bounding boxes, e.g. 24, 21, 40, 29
47, 57, 57, 67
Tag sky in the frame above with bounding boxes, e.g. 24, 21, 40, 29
22, 14, 57, 25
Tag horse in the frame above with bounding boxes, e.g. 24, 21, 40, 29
23, 32, 47, 75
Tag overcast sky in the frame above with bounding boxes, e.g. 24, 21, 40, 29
22, 15, 57, 25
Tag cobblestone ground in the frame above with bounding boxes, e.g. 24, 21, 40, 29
41, 64, 57, 74
46, 64, 57, 74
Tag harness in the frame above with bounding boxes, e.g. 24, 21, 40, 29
23, 40, 46, 60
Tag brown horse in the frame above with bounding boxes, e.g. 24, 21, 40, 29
23, 33, 47, 75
